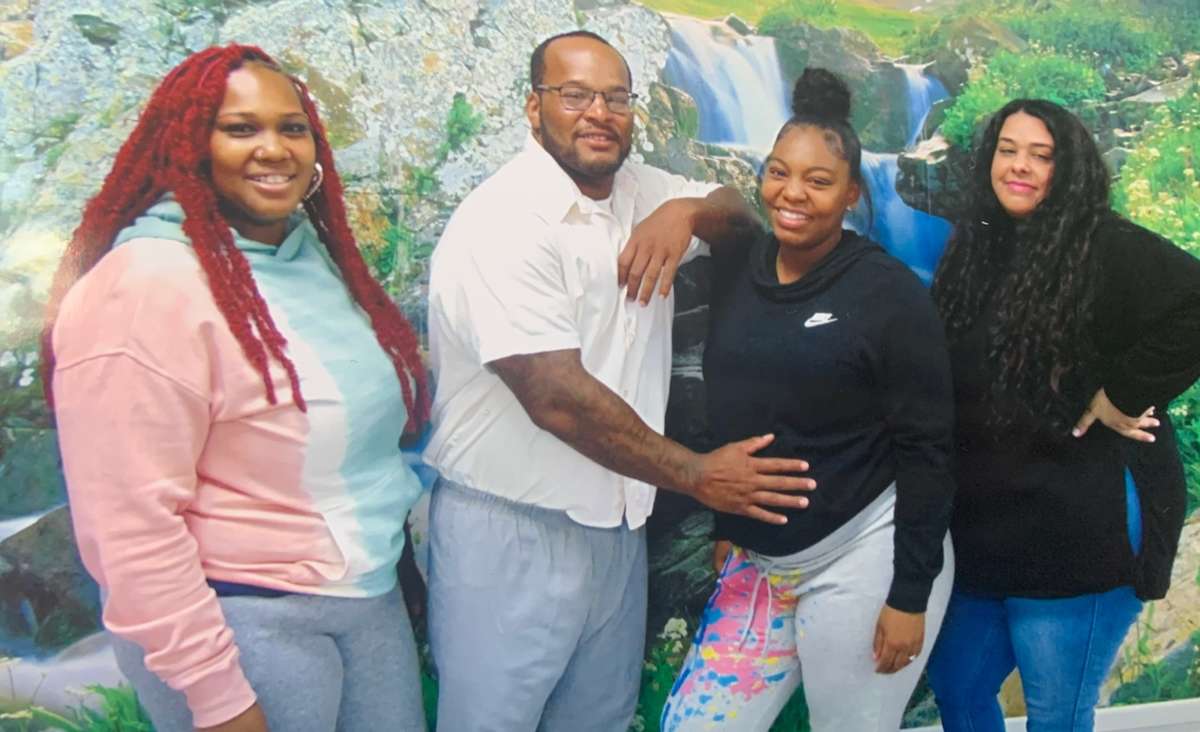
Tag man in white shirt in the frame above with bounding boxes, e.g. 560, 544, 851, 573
423, 30, 815, 731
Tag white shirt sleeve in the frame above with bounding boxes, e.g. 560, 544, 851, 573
439, 215, 581, 366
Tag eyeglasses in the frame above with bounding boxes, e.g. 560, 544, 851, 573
535, 84, 639, 115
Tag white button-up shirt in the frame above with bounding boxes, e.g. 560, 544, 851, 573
423, 136, 718, 529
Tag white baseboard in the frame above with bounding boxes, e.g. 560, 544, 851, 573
909, 698, 1200, 732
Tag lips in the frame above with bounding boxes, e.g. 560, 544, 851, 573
577, 129, 618, 148
773, 207, 813, 229
1003, 180, 1037, 194
246, 172, 297, 195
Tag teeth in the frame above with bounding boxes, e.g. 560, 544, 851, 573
251, 175, 291, 184
778, 210, 810, 222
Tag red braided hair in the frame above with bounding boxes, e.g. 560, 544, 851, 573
41, 44, 429, 433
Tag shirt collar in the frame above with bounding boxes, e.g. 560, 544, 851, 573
519, 133, 638, 224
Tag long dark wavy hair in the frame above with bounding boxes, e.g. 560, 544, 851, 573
932, 98, 1112, 433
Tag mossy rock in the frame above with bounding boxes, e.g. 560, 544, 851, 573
0, 428, 66, 519
0, 506, 101, 655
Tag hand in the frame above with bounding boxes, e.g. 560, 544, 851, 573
686, 434, 815, 525
197, 702, 269, 732
872, 605, 925, 674
712, 539, 733, 575
1072, 388, 1159, 443
617, 198, 701, 305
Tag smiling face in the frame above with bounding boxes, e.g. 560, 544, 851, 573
990, 110, 1056, 219
209, 63, 317, 245
525, 36, 633, 199
761, 124, 860, 267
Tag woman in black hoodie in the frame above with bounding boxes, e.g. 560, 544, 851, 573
661, 69, 956, 731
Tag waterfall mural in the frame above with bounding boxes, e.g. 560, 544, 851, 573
663, 16, 953, 283
1, 1, 1198, 730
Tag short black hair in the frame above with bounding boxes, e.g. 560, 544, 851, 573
529, 30, 633, 90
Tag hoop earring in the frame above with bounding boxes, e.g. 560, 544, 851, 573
304, 162, 324, 201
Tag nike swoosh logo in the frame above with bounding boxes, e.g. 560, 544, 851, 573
804, 313, 838, 328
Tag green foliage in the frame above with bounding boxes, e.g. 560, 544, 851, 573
759, 0, 837, 32
1005, 2, 1167, 73
757, 0, 928, 56
940, 52, 1105, 149
1110, 85, 1200, 517
1112, 84, 1200, 253
1140, 0, 1200, 55
362, 94, 483, 294
634, 617, 691, 731
0, 684, 151, 732
1111, 607, 1200, 704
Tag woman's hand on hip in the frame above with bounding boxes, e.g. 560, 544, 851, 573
197, 702, 269, 732
1073, 388, 1159, 442
873, 605, 925, 674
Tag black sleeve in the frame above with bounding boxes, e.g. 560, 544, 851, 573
876, 265, 956, 613
1098, 220, 1200, 414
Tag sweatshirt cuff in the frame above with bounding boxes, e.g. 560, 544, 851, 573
184, 663, 257, 729
1104, 382, 1152, 418
886, 576, 932, 614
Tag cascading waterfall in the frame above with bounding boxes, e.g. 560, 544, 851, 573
663, 15, 791, 150
899, 63, 949, 147
661, 16, 953, 283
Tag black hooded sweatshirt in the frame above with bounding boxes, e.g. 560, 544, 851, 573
704, 228, 955, 613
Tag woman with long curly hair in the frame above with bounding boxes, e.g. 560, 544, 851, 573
44, 44, 429, 732
926, 99, 1200, 730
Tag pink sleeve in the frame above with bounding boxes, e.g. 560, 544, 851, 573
51, 245, 256, 728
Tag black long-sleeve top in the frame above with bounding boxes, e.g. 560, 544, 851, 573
704, 229, 956, 613
950, 215, 1200, 601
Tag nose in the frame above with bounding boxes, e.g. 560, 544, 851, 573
1011, 151, 1032, 174
780, 176, 808, 202
582, 92, 613, 121
254, 132, 289, 162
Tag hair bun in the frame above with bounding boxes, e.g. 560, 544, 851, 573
791, 67, 851, 122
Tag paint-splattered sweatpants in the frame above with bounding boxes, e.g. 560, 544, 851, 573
661, 487, 953, 731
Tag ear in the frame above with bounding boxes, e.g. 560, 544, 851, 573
846, 180, 862, 210
525, 91, 542, 141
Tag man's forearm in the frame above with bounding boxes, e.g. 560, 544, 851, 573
491, 349, 698, 494
688, 186, 759, 251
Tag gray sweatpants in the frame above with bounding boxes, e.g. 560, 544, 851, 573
110, 586, 426, 732
663, 487, 954, 731
426, 479, 648, 732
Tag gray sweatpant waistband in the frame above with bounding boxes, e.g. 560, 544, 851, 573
433, 477, 637, 535
747, 482, 896, 573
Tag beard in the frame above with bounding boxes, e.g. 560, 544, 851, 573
539, 124, 631, 186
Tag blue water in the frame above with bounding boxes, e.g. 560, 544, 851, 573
663, 17, 953, 284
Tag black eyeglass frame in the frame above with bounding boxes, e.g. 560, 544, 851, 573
534, 84, 640, 114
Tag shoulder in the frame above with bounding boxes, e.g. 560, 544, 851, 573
54, 237, 214, 365
1093, 214, 1180, 260
1091, 213, 1200, 285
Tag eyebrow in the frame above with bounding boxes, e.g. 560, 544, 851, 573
998, 136, 1054, 150
215, 111, 308, 120
557, 79, 630, 92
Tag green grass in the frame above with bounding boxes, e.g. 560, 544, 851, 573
939, 51, 1105, 149
640, 0, 932, 56
0, 684, 152, 732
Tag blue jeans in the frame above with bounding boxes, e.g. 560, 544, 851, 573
928, 468, 1146, 731
927, 585, 1142, 731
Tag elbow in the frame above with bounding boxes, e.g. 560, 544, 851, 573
524, 400, 575, 437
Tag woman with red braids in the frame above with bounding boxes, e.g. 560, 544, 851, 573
42, 45, 429, 732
